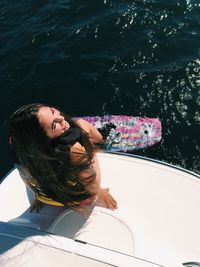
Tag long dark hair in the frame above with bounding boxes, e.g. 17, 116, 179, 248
10, 103, 96, 212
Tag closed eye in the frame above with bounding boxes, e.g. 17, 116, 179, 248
50, 107, 56, 130
52, 121, 56, 130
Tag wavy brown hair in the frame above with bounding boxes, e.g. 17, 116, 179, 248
10, 103, 96, 212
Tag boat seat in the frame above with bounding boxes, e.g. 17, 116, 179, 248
9, 216, 41, 230
49, 207, 135, 256
8, 205, 68, 231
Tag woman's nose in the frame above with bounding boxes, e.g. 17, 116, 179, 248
56, 114, 64, 122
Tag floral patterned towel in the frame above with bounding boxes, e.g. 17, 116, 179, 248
78, 115, 162, 152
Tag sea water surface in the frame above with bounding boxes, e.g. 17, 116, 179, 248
0, 0, 200, 178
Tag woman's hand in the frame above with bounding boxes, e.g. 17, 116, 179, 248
97, 188, 118, 210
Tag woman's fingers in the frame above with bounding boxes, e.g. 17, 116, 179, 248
107, 195, 118, 209
98, 188, 118, 209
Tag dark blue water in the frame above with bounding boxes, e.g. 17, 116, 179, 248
1, 0, 200, 178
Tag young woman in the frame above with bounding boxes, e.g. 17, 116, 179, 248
10, 103, 117, 212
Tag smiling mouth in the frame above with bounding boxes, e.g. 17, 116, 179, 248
62, 121, 70, 131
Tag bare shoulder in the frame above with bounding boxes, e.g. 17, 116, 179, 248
74, 118, 90, 132
70, 141, 86, 163
74, 118, 103, 144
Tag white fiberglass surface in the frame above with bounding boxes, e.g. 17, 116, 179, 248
98, 153, 200, 263
1, 152, 200, 265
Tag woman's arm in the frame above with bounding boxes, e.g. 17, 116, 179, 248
71, 145, 117, 209
79, 168, 118, 210
71, 119, 117, 209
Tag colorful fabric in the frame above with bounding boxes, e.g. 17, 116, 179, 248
79, 115, 162, 152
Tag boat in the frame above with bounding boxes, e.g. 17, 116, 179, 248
0, 152, 200, 267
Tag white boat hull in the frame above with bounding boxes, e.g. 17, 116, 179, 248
0, 152, 200, 267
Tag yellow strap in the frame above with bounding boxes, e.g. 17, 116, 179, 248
36, 193, 81, 207
36, 193, 64, 206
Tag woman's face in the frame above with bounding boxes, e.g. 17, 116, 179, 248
37, 106, 70, 139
